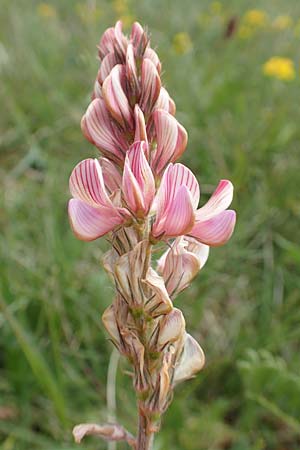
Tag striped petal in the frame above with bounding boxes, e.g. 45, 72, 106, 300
152, 110, 187, 175
81, 98, 128, 164
155, 163, 200, 221
98, 52, 117, 84
152, 185, 195, 238
139, 58, 161, 115
102, 64, 133, 129
154, 87, 176, 115
134, 105, 148, 148
99, 158, 122, 195
68, 199, 123, 241
69, 158, 112, 208
195, 180, 234, 222
190, 210, 236, 247
98, 27, 115, 59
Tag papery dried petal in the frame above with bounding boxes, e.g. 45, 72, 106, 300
102, 304, 120, 345
157, 237, 209, 296
114, 240, 149, 307
157, 308, 185, 349
142, 267, 173, 317
73, 423, 135, 446
173, 333, 205, 385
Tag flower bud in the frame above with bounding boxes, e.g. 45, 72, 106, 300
130, 22, 149, 57
134, 104, 148, 146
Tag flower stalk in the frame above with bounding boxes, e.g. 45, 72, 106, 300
69, 21, 236, 449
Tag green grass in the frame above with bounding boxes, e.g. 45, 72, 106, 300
1, 0, 300, 449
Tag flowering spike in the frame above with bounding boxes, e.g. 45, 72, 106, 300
68, 21, 236, 448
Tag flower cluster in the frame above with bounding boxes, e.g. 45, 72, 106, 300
69, 21, 236, 448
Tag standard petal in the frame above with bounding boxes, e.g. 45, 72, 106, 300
155, 163, 200, 223
102, 65, 133, 129
195, 180, 234, 221
190, 210, 236, 246
139, 58, 161, 115
81, 98, 128, 164
69, 158, 112, 207
152, 110, 188, 174
68, 199, 123, 241
152, 185, 195, 238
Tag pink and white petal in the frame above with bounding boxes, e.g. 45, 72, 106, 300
98, 27, 115, 59
69, 159, 112, 208
114, 20, 128, 57
122, 157, 145, 213
127, 142, 155, 212
155, 164, 199, 222
102, 65, 133, 129
81, 98, 127, 164
130, 22, 148, 55
144, 48, 161, 73
185, 237, 210, 269
140, 58, 161, 115
172, 122, 188, 162
153, 186, 195, 238
68, 199, 123, 241
134, 105, 148, 148
154, 88, 176, 115
98, 52, 117, 84
152, 110, 178, 174
99, 158, 122, 195
190, 210, 236, 247
195, 180, 234, 222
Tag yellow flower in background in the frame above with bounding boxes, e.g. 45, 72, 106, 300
243, 9, 268, 28
113, 0, 129, 15
263, 57, 295, 81
172, 32, 193, 55
238, 24, 254, 39
75, 3, 102, 24
210, 1, 222, 14
37, 2, 57, 19
273, 15, 293, 30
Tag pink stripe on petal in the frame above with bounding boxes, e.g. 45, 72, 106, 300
196, 180, 234, 222
98, 27, 115, 59
190, 210, 236, 247
140, 59, 161, 115
68, 199, 123, 241
173, 122, 188, 161
69, 159, 112, 208
98, 52, 117, 84
99, 158, 122, 195
153, 186, 195, 238
102, 65, 133, 129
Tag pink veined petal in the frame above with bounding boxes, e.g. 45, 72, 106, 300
190, 210, 236, 247
140, 58, 161, 115
130, 22, 148, 56
126, 44, 139, 96
98, 52, 117, 84
172, 122, 188, 161
144, 48, 161, 73
155, 163, 200, 224
102, 65, 133, 129
195, 180, 234, 221
92, 79, 102, 99
99, 158, 122, 195
152, 185, 195, 238
154, 88, 176, 115
68, 199, 124, 241
134, 105, 148, 149
122, 157, 145, 213
98, 27, 115, 59
185, 237, 210, 269
69, 158, 112, 208
152, 110, 187, 174
114, 20, 128, 58
81, 98, 127, 164
123, 142, 155, 214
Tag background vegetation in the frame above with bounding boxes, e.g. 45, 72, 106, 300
1, 0, 300, 449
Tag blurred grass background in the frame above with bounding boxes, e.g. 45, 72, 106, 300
1, 0, 300, 449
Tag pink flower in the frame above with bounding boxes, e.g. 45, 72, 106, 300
122, 141, 155, 216
68, 158, 130, 241
152, 163, 236, 246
